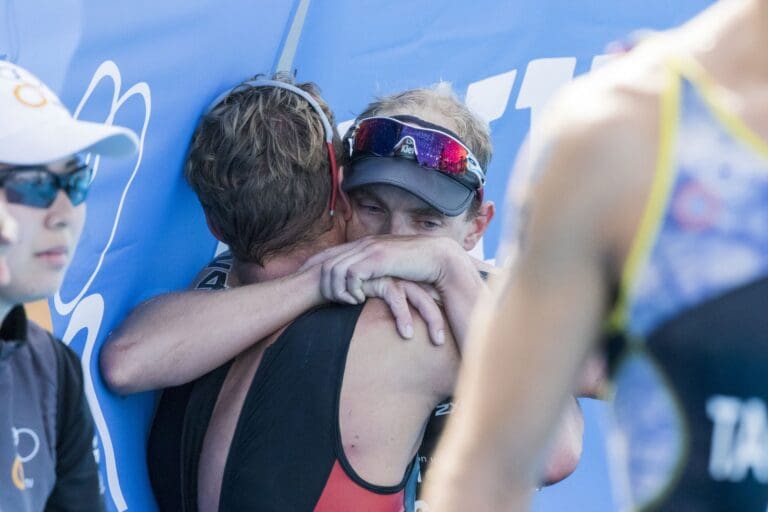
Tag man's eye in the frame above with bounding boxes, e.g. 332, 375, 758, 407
360, 203, 383, 214
420, 220, 441, 230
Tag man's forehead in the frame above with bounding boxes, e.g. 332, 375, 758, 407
354, 184, 446, 217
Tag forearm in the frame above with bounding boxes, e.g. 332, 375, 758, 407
101, 267, 323, 394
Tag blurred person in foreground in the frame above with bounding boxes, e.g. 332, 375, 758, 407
425, 0, 768, 510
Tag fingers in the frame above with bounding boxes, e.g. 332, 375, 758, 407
402, 282, 445, 345
317, 238, 381, 304
313, 235, 449, 306
299, 236, 375, 272
320, 248, 372, 304
363, 278, 414, 339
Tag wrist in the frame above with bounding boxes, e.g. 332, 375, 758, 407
437, 242, 482, 293
298, 264, 326, 306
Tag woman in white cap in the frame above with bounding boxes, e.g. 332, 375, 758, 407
0, 60, 137, 512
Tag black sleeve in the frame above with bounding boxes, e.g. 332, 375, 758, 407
45, 341, 105, 512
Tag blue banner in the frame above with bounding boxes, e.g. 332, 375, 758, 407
3, 1, 713, 510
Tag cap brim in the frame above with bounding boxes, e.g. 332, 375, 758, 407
1, 117, 139, 165
343, 157, 475, 216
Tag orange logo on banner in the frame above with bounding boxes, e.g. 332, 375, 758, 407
13, 83, 47, 108
11, 456, 25, 490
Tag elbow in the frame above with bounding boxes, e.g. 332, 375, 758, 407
99, 337, 143, 395
540, 397, 584, 486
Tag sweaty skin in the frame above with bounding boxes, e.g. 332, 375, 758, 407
423, 0, 768, 509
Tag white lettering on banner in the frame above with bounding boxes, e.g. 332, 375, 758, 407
707, 395, 768, 483
53, 60, 152, 512
465, 69, 518, 123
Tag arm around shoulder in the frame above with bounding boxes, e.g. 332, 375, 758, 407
100, 265, 324, 394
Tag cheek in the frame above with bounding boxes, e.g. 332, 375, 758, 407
350, 209, 383, 235
455, 222, 480, 250
345, 217, 366, 242
432, 221, 472, 245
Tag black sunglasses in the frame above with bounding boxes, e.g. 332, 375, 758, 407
0, 162, 93, 208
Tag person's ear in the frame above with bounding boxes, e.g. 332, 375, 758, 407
337, 166, 353, 221
462, 200, 495, 251
204, 211, 224, 241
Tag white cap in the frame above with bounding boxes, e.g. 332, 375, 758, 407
0, 61, 139, 165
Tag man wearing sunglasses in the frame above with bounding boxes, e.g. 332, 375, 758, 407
0, 61, 138, 512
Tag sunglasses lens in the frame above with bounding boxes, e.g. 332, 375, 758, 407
4, 171, 57, 208
437, 138, 469, 174
64, 166, 93, 206
353, 118, 402, 156
397, 125, 468, 174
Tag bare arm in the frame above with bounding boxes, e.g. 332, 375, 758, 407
422, 77, 657, 509
101, 250, 449, 394
100, 265, 324, 394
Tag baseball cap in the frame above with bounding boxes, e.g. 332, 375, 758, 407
342, 115, 481, 217
0, 61, 138, 165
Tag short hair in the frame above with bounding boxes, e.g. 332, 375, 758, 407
354, 82, 492, 217
185, 73, 346, 265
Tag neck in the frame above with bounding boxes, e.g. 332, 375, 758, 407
234, 254, 307, 284
233, 231, 344, 286
0, 300, 15, 328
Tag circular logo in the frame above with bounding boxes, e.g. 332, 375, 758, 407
12, 427, 40, 463
13, 83, 48, 108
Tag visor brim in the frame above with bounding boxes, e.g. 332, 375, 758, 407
343, 156, 476, 217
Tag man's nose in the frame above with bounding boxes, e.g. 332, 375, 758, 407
385, 214, 414, 236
